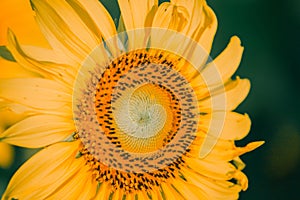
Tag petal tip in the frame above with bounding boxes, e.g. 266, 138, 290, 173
230, 35, 243, 48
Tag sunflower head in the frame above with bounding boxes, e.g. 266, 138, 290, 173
0, 0, 263, 199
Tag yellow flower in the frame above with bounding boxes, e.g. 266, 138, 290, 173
0, 0, 263, 199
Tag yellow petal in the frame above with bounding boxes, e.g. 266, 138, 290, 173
21, 45, 78, 67
170, 0, 204, 36
0, 115, 74, 148
160, 182, 184, 200
33, 0, 99, 49
68, 0, 117, 41
94, 182, 112, 200
0, 0, 48, 46
119, 0, 158, 30
0, 142, 14, 168
152, 2, 189, 32
0, 104, 28, 135
198, 140, 264, 162
148, 188, 163, 200
232, 156, 246, 170
1, 101, 72, 118
151, 1, 217, 60
118, 0, 158, 49
244, 141, 265, 152
0, 58, 38, 79
67, 0, 119, 56
31, 18, 83, 65
171, 178, 209, 200
233, 170, 249, 191
30, 0, 95, 62
202, 36, 244, 86
197, 111, 250, 158
46, 164, 97, 200
199, 77, 251, 112
199, 112, 251, 140
136, 190, 150, 200
181, 167, 241, 199
7, 30, 77, 84
110, 189, 124, 200
2, 141, 83, 200
144, 4, 158, 28
148, 28, 209, 75
185, 156, 236, 180
193, 4, 217, 56
125, 193, 135, 200
0, 78, 71, 110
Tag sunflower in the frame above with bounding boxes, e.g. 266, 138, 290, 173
0, 0, 263, 199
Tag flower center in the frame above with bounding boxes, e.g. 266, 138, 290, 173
73, 48, 200, 193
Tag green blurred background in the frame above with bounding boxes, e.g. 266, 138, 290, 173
1, 0, 299, 199
207, 0, 300, 199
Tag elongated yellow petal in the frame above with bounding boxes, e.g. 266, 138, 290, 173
148, 188, 163, 200
149, 28, 209, 74
66, 0, 119, 56
0, 78, 71, 110
94, 182, 112, 200
232, 156, 246, 170
0, 58, 38, 79
1, 100, 72, 118
31, 0, 95, 62
32, 17, 83, 65
46, 165, 97, 200
152, 2, 189, 32
181, 167, 241, 200
199, 78, 251, 112
119, 0, 158, 30
124, 193, 134, 200
185, 156, 237, 180
0, 105, 26, 128
118, 0, 158, 49
34, 0, 99, 49
0, 115, 74, 148
136, 190, 150, 200
160, 182, 184, 200
21, 45, 78, 67
67, 0, 117, 41
193, 4, 217, 56
0, 0, 48, 46
171, 178, 210, 200
2, 141, 82, 200
202, 36, 244, 86
170, 0, 204, 37
152, 1, 217, 59
199, 112, 251, 140
110, 189, 124, 200
233, 170, 249, 191
195, 140, 264, 162
7, 30, 77, 85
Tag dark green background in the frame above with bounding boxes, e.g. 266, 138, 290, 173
1, 0, 299, 199
206, 0, 300, 199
